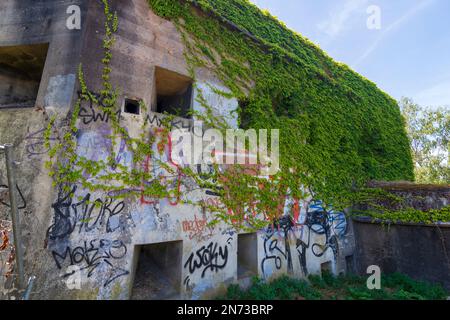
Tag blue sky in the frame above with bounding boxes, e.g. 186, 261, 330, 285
251, 0, 450, 108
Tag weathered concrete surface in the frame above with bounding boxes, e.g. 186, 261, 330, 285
353, 220, 450, 290
0, 43, 49, 108
354, 183, 450, 291
367, 181, 450, 211
0, 0, 87, 110
0, 108, 55, 299
0, 0, 86, 299
0, 0, 356, 300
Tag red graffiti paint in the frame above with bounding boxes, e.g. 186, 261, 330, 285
182, 215, 214, 241
0, 222, 15, 279
0, 229, 9, 251
140, 128, 184, 206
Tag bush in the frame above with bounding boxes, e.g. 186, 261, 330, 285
218, 272, 448, 300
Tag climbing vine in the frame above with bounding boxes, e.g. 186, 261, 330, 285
43, 0, 418, 232
358, 206, 450, 225
145, 0, 414, 218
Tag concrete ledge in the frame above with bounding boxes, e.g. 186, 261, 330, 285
368, 180, 450, 192
352, 216, 450, 228
353, 218, 450, 291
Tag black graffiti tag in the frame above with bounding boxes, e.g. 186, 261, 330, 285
77, 91, 121, 125
0, 184, 27, 210
261, 236, 286, 275
260, 202, 346, 277
184, 239, 232, 278
47, 185, 125, 240
25, 127, 57, 160
52, 239, 129, 287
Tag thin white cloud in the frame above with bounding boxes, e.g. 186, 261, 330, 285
414, 80, 450, 108
352, 0, 436, 67
317, 0, 369, 38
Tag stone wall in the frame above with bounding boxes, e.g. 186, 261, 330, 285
367, 181, 449, 210
353, 182, 450, 290
0, 0, 355, 300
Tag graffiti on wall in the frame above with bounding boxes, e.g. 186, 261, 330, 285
45, 180, 135, 288
182, 215, 214, 242
261, 200, 348, 278
145, 113, 195, 132
77, 91, 122, 125
52, 239, 129, 287
46, 185, 128, 241
306, 200, 347, 239
261, 232, 286, 274
25, 127, 57, 162
140, 127, 186, 206
0, 184, 27, 211
77, 129, 133, 172
0, 221, 14, 278
184, 238, 232, 279
37, 93, 352, 294
183, 237, 233, 292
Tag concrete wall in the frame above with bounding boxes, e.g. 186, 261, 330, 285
0, 43, 50, 108
0, 0, 355, 300
367, 181, 449, 211
353, 220, 450, 290
0, 0, 87, 110
0, 0, 87, 299
353, 183, 450, 291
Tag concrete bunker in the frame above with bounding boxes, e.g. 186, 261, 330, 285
154, 66, 193, 118
0, 43, 49, 109
131, 241, 183, 300
237, 233, 258, 279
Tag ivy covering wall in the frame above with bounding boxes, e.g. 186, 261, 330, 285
147, 0, 414, 205
42, 0, 416, 233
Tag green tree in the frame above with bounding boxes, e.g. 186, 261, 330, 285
400, 97, 449, 184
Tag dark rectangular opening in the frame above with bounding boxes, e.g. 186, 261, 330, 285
346, 255, 355, 274
321, 261, 332, 275
237, 233, 258, 279
131, 241, 182, 300
155, 66, 193, 118
124, 98, 141, 115
0, 43, 49, 109
238, 99, 251, 129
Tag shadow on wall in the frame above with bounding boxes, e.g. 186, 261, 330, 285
353, 220, 450, 291
353, 182, 450, 291
131, 241, 183, 300
0, 43, 49, 109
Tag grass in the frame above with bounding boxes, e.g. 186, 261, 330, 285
218, 272, 449, 300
